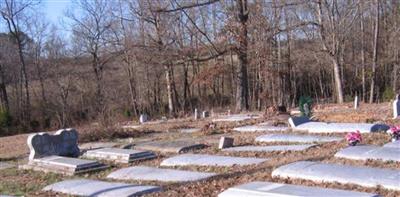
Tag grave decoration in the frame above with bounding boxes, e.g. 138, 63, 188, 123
388, 126, 400, 142
345, 130, 362, 146
299, 96, 312, 117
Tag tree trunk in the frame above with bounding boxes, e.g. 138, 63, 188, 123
370, 0, 379, 103
235, 0, 249, 111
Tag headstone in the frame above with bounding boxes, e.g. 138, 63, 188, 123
393, 97, 400, 119
233, 125, 288, 132
288, 116, 311, 127
272, 161, 400, 191
139, 114, 148, 124
135, 140, 206, 153
20, 155, 107, 175
218, 137, 234, 149
202, 111, 209, 118
194, 108, 199, 120
335, 145, 400, 162
354, 95, 359, 109
107, 166, 216, 182
43, 179, 161, 196
84, 148, 156, 163
161, 154, 267, 167
222, 144, 315, 152
256, 134, 341, 143
303, 103, 310, 117
219, 181, 379, 197
27, 128, 80, 160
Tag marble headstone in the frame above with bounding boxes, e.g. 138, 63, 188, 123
354, 95, 359, 109
27, 128, 80, 160
218, 137, 234, 149
139, 114, 148, 123
394, 96, 400, 119
194, 108, 199, 120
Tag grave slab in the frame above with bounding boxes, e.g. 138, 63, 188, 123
272, 161, 400, 191
233, 125, 288, 132
179, 128, 201, 133
79, 142, 119, 150
84, 148, 156, 163
335, 145, 400, 162
107, 166, 216, 182
223, 144, 315, 152
43, 179, 161, 197
212, 114, 260, 122
218, 181, 379, 197
135, 140, 205, 153
160, 154, 267, 167
27, 128, 80, 160
0, 162, 14, 170
256, 134, 341, 143
292, 121, 389, 133
20, 156, 107, 175
383, 140, 400, 148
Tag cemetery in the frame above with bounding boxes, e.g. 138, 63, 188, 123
0, 100, 399, 197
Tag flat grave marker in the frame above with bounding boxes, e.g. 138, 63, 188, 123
107, 166, 216, 182
272, 161, 400, 191
335, 145, 400, 162
212, 114, 260, 122
233, 125, 288, 132
222, 144, 315, 152
219, 181, 379, 197
84, 148, 156, 163
135, 140, 205, 153
43, 179, 161, 197
161, 154, 267, 167
0, 162, 14, 170
256, 134, 341, 143
383, 140, 400, 148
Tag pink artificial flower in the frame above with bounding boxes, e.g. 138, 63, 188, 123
345, 130, 362, 143
389, 126, 400, 134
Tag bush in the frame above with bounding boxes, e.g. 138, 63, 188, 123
382, 88, 395, 102
0, 108, 11, 128
299, 96, 312, 117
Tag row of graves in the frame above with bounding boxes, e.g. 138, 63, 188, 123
0, 104, 399, 197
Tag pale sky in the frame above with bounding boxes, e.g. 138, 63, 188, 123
44, 0, 71, 25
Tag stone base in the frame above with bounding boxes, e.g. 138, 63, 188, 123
84, 148, 156, 163
20, 156, 107, 175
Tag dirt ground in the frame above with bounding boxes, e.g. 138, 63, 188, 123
0, 102, 399, 196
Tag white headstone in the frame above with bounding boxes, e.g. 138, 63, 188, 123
218, 137, 234, 149
393, 97, 400, 119
303, 103, 310, 117
139, 114, 148, 123
354, 95, 359, 109
194, 108, 199, 120
27, 128, 80, 160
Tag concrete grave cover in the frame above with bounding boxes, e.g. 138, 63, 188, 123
335, 145, 400, 162
43, 179, 161, 197
219, 181, 379, 197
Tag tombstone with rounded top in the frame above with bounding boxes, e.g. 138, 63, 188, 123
27, 128, 80, 160
394, 94, 400, 119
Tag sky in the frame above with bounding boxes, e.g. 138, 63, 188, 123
44, 0, 71, 25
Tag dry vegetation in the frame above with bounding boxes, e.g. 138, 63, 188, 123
0, 103, 399, 196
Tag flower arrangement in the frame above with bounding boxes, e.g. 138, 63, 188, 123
388, 126, 400, 142
345, 130, 362, 146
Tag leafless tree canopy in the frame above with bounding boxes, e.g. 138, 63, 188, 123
0, 0, 399, 134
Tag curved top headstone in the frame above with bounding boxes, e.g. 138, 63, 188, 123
27, 128, 80, 160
